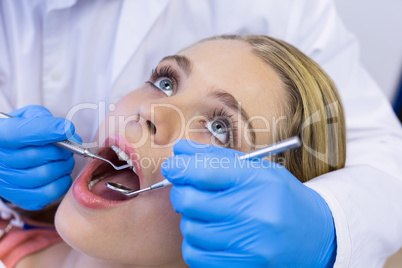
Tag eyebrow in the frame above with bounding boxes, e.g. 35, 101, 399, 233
161, 54, 256, 145
160, 55, 192, 76
207, 89, 256, 145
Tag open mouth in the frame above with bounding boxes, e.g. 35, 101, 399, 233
88, 145, 141, 201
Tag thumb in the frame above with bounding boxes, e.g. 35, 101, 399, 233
0, 117, 75, 148
162, 140, 253, 191
172, 139, 245, 158
9, 105, 53, 118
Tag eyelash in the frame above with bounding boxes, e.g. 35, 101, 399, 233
207, 108, 238, 147
149, 65, 178, 90
147, 65, 238, 147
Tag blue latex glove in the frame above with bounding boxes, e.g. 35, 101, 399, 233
162, 140, 337, 268
0, 105, 78, 210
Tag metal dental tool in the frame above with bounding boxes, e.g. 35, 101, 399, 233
106, 136, 302, 197
0, 112, 130, 171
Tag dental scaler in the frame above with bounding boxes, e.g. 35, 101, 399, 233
106, 136, 302, 197
0, 112, 130, 171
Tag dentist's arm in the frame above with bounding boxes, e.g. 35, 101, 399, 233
285, 0, 402, 266
0, 105, 76, 210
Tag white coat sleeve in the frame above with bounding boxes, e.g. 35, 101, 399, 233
0, 6, 23, 227
285, 0, 402, 267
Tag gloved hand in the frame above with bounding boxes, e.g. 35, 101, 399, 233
0, 105, 78, 210
162, 139, 337, 268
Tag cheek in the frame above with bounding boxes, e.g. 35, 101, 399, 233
184, 119, 214, 145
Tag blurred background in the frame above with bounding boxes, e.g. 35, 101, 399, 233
334, 1, 402, 266
334, 0, 402, 123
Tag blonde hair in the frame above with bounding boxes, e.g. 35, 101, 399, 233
196, 35, 346, 182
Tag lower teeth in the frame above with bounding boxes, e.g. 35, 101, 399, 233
88, 175, 107, 190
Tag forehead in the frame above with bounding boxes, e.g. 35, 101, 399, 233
178, 39, 287, 144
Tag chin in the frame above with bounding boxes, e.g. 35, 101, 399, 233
55, 178, 184, 266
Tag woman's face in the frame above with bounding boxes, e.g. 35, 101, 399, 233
55, 39, 286, 266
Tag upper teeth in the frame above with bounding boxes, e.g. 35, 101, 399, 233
111, 145, 136, 173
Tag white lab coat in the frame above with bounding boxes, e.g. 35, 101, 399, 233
1, 0, 402, 267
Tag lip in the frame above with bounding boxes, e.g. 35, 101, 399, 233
72, 134, 143, 209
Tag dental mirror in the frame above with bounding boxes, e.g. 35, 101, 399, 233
106, 182, 134, 194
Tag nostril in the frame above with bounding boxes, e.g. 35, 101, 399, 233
147, 120, 157, 135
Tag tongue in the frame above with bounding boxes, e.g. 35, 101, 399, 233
91, 170, 140, 201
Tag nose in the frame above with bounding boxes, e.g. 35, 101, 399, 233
136, 100, 185, 146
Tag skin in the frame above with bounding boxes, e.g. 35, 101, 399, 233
17, 39, 286, 268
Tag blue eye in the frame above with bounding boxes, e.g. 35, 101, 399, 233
153, 78, 174, 96
206, 120, 229, 144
